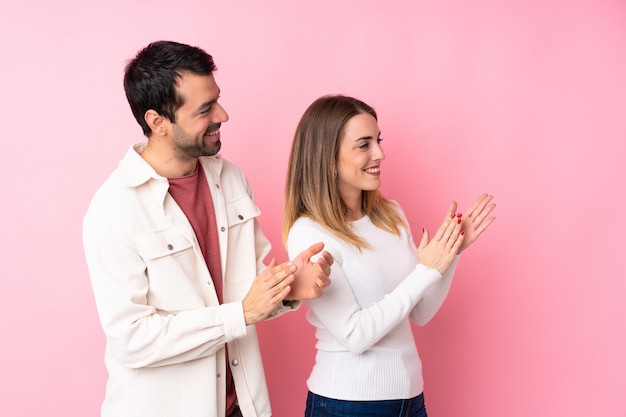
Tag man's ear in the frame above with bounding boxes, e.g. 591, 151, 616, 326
145, 110, 169, 136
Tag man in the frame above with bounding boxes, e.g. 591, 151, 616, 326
83, 40, 332, 417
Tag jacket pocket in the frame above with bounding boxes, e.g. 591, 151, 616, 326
225, 195, 261, 227
223, 194, 264, 285
135, 228, 205, 311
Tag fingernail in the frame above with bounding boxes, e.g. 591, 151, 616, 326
457, 218, 462, 224
457, 213, 462, 217
451, 213, 456, 218
422, 228, 425, 233
461, 231, 465, 235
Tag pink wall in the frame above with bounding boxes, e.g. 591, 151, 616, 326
2, 0, 625, 416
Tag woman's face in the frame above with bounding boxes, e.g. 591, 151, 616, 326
336, 112, 385, 205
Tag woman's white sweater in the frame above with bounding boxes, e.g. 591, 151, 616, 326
287, 207, 459, 401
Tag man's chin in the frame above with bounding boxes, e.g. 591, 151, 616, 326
202, 141, 221, 156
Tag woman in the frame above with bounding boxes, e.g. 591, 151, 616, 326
283, 95, 495, 417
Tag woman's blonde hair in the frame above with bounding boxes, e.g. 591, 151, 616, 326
283, 95, 406, 249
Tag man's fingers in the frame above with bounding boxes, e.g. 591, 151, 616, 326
300, 242, 325, 260
316, 273, 331, 289
262, 261, 296, 287
320, 250, 334, 267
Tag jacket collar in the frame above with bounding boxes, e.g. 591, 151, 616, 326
119, 141, 224, 189
198, 152, 223, 179
119, 142, 162, 187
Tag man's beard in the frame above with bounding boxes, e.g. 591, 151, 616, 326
172, 124, 222, 158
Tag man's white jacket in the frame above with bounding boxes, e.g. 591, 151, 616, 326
83, 142, 293, 417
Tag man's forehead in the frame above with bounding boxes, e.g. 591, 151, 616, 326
176, 73, 220, 105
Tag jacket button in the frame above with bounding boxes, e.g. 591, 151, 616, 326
216, 373, 221, 378
167, 244, 173, 250
238, 215, 244, 220
220, 227, 226, 232
231, 359, 239, 366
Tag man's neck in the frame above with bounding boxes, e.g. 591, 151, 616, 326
140, 140, 198, 178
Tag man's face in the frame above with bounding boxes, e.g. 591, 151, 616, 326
170, 72, 229, 158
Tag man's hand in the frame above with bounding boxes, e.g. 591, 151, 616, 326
242, 259, 296, 325
288, 242, 333, 300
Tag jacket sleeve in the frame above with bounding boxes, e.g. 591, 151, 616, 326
245, 177, 300, 320
287, 223, 442, 355
252, 217, 301, 320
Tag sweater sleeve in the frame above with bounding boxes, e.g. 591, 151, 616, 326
287, 221, 442, 355
404, 217, 460, 325
409, 255, 460, 325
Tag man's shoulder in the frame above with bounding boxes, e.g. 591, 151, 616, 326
84, 168, 135, 220
85, 157, 160, 218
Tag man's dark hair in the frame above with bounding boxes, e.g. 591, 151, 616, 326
123, 41, 217, 136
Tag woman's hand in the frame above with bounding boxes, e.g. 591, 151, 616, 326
457, 193, 496, 253
418, 201, 464, 275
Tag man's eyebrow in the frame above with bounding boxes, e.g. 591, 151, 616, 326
196, 90, 221, 113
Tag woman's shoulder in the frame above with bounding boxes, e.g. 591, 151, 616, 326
290, 216, 333, 236
385, 198, 402, 211
288, 216, 345, 249
385, 199, 409, 221
286, 217, 347, 263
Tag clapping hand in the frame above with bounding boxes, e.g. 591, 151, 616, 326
288, 242, 333, 300
418, 201, 464, 275
457, 193, 496, 253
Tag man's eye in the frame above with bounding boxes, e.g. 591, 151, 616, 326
377, 137, 384, 144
